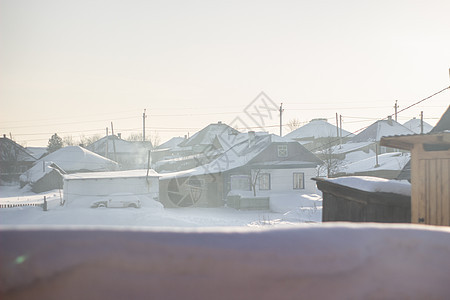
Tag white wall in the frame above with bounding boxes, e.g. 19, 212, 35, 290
64, 177, 159, 206
252, 168, 318, 195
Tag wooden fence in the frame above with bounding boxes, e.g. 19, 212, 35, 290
0, 202, 44, 209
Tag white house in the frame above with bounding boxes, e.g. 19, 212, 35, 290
63, 169, 160, 207
159, 133, 323, 208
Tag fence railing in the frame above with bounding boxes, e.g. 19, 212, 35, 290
0, 196, 50, 210
0, 202, 44, 209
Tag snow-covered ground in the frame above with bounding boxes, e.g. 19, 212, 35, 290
2, 184, 450, 298
0, 185, 321, 227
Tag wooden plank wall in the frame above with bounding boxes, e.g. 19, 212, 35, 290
411, 145, 450, 226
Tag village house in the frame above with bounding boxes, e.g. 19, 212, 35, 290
86, 134, 152, 170
0, 135, 37, 183
284, 118, 353, 151
150, 137, 185, 164
154, 122, 241, 173
326, 117, 414, 178
159, 132, 322, 208
20, 146, 119, 193
63, 169, 160, 207
403, 117, 433, 134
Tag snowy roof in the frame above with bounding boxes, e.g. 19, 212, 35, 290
25, 147, 47, 160
402, 118, 433, 134
86, 135, 141, 154
161, 134, 320, 179
20, 146, 119, 183
380, 131, 450, 150
351, 119, 414, 143
157, 137, 185, 150
0, 137, 37, 162
64, 169, 159, 180
330, 141, 374, 155
324, 176, 411, 196
430, 105, 450, 133
178, 122, 240, 148
340, 152, 411, 174
285, 119, 353, 140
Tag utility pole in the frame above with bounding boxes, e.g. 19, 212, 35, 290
143, 109, 147, 141
375, 144, 380, 168
105, 127, 109, 158
111, 122, 117, 162
420, 111, 424, 134
394, 100, 399, 122
279, 103, 284, 136
339, 114, 343, 147
335, 113, 339, 139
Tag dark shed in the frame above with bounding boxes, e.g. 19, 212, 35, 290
314, 177, 411, 223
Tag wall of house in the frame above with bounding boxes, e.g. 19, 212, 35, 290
159, 173, 224, 208
63, 177, 159, 206
252, 168, 319, 195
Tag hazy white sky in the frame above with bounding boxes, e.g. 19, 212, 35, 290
1, 0, 449, 146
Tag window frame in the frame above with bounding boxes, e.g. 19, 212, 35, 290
293, 172, 305, 190
277, 144, 288, 158
258, 173, 271, 190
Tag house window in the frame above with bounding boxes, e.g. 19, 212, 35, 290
259, 173, 271, 190
293, 172, 304, 189
277, 145, 288, 157
230, 175, 250, 191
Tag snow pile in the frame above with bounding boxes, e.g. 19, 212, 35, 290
327, 176, 411, 196
1, 224, 449, 299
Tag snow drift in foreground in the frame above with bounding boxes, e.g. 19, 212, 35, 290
1, 224, 449, 299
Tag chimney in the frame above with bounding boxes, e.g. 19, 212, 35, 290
387, 116, 393, 125
117, 133, 122, 139
218, 121, 222, 124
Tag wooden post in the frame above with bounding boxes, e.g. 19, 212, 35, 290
279, 103, 283, 136
146, 150, 151, 189
335, 113, 339, 139
375, 144, 380, 168
105, 127, 109, 158
111, 122, 117, 162
143, 109, 146, 142
420, 111, 424, 134
43, 196, 48, 211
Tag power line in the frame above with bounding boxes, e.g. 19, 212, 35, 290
388, 86, 450, 118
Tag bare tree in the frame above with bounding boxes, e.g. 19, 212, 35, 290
79, 134, 102, 147
62, 135, 76, 146
150, 131, 161, 148
126, 132, 160, 147
316, 143, 343, 177
250, 169, 261, 197
287, 118, 302, 132
126, 133, 143, 141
